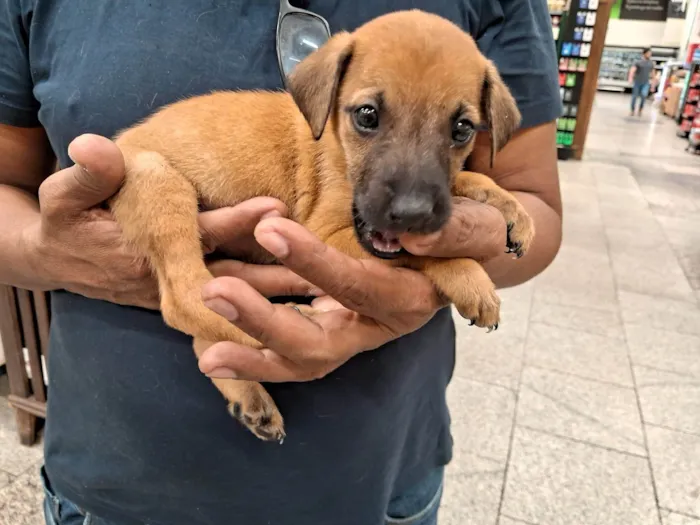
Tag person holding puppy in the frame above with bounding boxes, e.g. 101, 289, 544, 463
0, 1, 562, 524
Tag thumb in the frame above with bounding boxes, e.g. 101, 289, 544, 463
39, 134, 125, 218
198, 197, 288, 254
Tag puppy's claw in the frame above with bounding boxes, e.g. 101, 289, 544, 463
227, 392, 285, 444
503, 209, 534, 260
455, 290, 500, 331
506, 241, 523, 258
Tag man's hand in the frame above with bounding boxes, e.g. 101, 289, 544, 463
21, 134, 318, 308
198, 216, 450, 382
399, 196, 507, 260
197, 193, 512, 382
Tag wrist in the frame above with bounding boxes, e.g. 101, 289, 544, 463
16, 222, 59, 291
476, 204, 508, 262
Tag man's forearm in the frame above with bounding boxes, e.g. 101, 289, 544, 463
0, 185, 48, 289
483, 191, 562, 289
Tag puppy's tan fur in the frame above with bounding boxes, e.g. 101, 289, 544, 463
108, 10, 534, 442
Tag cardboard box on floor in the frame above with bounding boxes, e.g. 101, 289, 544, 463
663, 85, 683, 118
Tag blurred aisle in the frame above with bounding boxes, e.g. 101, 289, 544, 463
441, 92, 700, 525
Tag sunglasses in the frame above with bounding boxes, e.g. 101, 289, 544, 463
276, 0, 331, 88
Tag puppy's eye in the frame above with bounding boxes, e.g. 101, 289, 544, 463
353, 105, 379, 132
452, 118, 475, 145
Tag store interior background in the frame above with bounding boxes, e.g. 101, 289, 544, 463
1, 0, 700, 524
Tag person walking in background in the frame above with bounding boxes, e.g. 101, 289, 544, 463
629, 47, 654, 117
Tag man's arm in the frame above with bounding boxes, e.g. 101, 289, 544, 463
0, 124, 56, 288
468, 121, 562, 288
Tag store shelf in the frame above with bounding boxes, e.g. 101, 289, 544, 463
597, 45, 679, 92
677, 62, 700, 153
552, 0, 604, 157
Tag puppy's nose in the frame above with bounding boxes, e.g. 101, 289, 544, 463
386, 192, 436, 232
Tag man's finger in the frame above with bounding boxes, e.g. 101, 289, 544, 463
39, 134, 126, 218
311, 296, 345, 312
201, 276, 392, 363
252, 218, 439, 316
197, 310, 391, 382
198, 342, 303, 382
201, 276, 325, 356
198, 197, 288, 254
400, 197, 506, 259
207, 259, 323, 297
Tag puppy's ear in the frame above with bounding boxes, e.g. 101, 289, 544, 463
480, 61, 522, 167
288, 31, 354, 140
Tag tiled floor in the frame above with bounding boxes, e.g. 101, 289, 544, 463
1, 92, 699, 524
441, 92, 700, 525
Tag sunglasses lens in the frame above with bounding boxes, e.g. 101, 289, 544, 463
278, 13, 330, 78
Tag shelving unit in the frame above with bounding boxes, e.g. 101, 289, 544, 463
551, 0, 613, 160
677, 62, 700, 140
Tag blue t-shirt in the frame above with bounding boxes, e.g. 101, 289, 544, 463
0, 1, 561, 524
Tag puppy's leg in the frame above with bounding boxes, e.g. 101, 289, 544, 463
192, 338, 285, 443
322, 228, 374, 259
110, 148, 283, 440
418, 258, 500, 329
109, 147, 259, 347
454, 171, 535, 258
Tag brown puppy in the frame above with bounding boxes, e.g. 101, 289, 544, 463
108, 10, 534, 443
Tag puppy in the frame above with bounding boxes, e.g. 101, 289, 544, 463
108, 10, 534, 443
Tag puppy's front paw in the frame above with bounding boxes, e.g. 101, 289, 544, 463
454, 280, 501, 332
421, 258, 501, 332
229, 385, 286, 444
504, 204, 535, 259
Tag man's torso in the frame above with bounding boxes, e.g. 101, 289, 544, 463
25, 1, 471, 524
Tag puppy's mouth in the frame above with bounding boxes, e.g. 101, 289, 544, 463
352, 202, 407, 260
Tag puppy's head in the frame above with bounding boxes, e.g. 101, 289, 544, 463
288, 10, 521, 258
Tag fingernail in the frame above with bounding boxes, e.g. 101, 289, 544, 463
207, 368, 238, 379
308, 287, 324, 297
257, 231, 290, 258
67, 152, 88, 173
203, 297, 239, 322
261, 210, 282, 220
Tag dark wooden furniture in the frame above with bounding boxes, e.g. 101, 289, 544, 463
0, 286, 50, 445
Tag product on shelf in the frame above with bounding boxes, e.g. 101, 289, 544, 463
548, 0, 567, 12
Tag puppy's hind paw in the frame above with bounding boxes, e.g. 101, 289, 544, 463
229, 388, 286, 444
